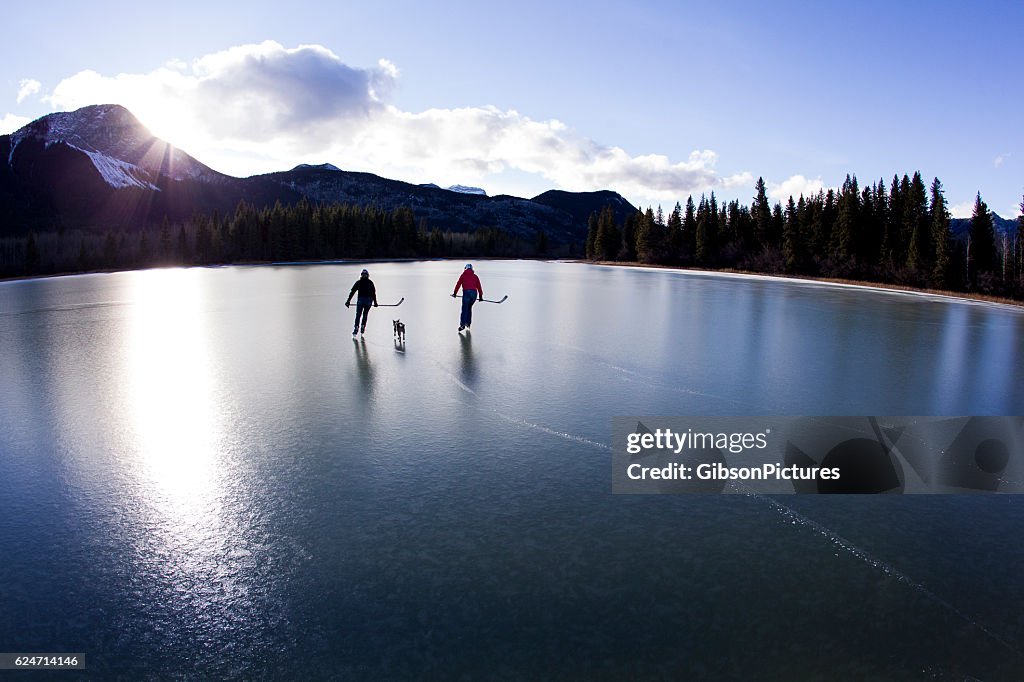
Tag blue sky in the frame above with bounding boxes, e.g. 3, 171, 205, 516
3, 0, 1022, 218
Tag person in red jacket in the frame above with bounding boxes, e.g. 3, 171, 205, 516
451, 263, 483, 331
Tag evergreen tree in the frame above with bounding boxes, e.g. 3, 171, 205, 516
820, 189, 837, 258
647, 206, 662, 260
695, 194, 720, 265
25, 232, 40, 273
77, 238, 88, 270
396, 207, 419, 255
968, 192, 996, 286
870, 179, 889, 268
535, 229, 548, 257
929, 178, 952, 289
719, 202, 729, 248
103, 231, 118, 268
159, 217, 172, 264
783, 196, 801, 273
724, 200, 741, 249
138, 230, 151, 266
682, 196, 697, 259
594, 205, 620, 261
1018, 193, 1024, 287
585, 212, 599, 259
619, 211, 637, 261
884, 174, 905, 267
905, 171, 930, 275
832, 174, 859, 264
428, 227, 446, 257
858, 183, 876, 265
269, 201, 289, 259
1013, 223, 1022, 291
771, 203, 784, 257
667, 202, 683, 261
804, 192, 824, 262
708, 193, 720, 262
753, 177, 772, 249
695, 195, 711, 264
195, 218, 213, 264
635, 207, 657, 263
796, 195, 810, 271
897, 174, 913, 265
177, 225, 191, 263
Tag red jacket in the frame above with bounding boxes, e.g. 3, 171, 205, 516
453, 270, 483, 297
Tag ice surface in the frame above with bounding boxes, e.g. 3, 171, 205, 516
2, 261, 1024, 678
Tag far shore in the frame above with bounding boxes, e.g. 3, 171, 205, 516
3, 257, 1024, 311
583, 259, 1024, 310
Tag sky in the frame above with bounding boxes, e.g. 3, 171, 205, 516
2, 0, 1022, 218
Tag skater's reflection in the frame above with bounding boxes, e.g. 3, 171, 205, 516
459, 331, 476, 388
352, 337, 376, 401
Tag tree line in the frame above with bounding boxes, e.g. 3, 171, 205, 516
3, 173, 1023, 302
587, 173, 1024, 298
0, 199, 553, 278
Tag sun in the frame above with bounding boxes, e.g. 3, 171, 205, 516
131, 101, 211, 170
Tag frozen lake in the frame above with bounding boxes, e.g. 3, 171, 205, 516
1, 260, 1023, 678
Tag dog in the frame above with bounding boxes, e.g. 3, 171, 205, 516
393, 319, 406, 343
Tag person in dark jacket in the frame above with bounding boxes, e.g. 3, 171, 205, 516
345, 269, 378, 335
451, 263, 483, 331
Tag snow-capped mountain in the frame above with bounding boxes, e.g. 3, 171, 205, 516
1, 105, 299, 232
447, 185, 487, 196
293, 163, 341, 172
7, 104, 225, 189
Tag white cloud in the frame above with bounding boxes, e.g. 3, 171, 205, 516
993, 153, 1009, 168
354, 106, 727, 199
950, 201, 975, 219
16, 78, 41, 104
42, 41, 744, 201
46, 42, 396, 151
768, 175, 826, 203
0, 113, 30, 134
722, 171, 755, 190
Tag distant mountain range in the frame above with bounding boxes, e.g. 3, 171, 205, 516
0, 104, 635, 243
950, 214, 1019, 241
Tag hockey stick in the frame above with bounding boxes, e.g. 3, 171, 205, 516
452, 294, 508, 304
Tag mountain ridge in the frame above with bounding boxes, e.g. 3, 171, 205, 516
0, 104, 634, 244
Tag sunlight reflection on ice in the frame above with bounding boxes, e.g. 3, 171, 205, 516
123, 269, 221, 521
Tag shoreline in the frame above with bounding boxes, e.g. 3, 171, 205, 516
583, 259, 1024, 311
4, 257, 1024, 311
0, 258, 425, 286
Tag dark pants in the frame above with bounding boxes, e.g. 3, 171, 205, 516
461, 290, 477, 327
353, 297, 372, 331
